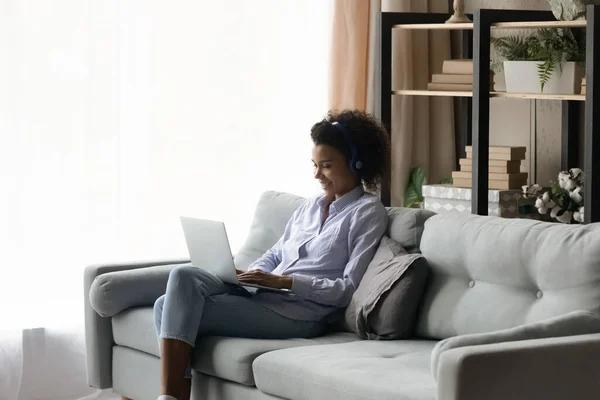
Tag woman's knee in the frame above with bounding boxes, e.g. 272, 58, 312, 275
167, 264, 217, 296
168, 265, 197, 283
165, 265, 198, 293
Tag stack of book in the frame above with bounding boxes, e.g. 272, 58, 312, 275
427, 59, 494, 92
452, 146, 528, 190
428, 59, 473, 92
581, 77, 587, 94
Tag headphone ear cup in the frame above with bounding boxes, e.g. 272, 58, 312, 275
349, 160, 363, 173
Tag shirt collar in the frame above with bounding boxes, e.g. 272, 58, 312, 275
317, 185, 364, 213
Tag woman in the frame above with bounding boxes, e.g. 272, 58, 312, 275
154, 109, 391, 400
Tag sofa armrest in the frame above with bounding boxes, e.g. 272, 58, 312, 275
437, 333, 600, 400
84, 259, 188, 389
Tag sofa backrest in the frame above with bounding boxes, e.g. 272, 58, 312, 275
234, 190, 436, 269
234, 191, 306, 270
416, 213, 600, 340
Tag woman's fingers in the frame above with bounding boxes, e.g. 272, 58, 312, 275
238, 270, 273, 286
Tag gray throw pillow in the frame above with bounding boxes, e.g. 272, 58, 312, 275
430, 309, 600, 380
344, 236, 430, 340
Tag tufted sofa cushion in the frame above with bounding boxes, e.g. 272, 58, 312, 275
416, 214, 600, 339
387, 207, 436, 253
233, 191, 306, 270
253, 340, 437, 400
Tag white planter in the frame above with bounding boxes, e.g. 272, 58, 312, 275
503, 61, 583, 94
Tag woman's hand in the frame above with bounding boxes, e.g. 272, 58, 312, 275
238, 270, 293, 290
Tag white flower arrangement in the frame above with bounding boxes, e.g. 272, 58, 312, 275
522, 168, 585, 223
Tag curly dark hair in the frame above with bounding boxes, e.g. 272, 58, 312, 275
310, 109, 391, 192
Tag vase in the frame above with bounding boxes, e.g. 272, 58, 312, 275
547, 0, 600, 20
446, 0, 471, 23
503, 61, 584, 94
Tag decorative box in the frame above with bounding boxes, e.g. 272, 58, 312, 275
422, 184, 539, 219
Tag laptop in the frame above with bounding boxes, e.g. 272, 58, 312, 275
180, 216, 290, 292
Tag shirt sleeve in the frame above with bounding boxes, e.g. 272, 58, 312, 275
247, 235, 284, 273
247, 200, 306, 273
291, 201, 388, 307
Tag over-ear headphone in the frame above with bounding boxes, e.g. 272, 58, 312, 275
331, 121, 363, 173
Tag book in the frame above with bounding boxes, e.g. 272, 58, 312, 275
465, 146, 526, 161
432, 74, 473, 84
466, 151, 526, 161
452, 176, 528, 190
460, 164, 522, 174
442, 59, 473, 75
459, 158, 522, 172
428, 82, 473, 91
452, 171, 528, 182
465, 145, 526, 155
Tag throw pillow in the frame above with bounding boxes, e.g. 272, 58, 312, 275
430, 309, 600, 380
344, 236, 430, 340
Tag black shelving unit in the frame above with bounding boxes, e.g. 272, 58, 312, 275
380, 6, 599, 224
584, 6, 600, 223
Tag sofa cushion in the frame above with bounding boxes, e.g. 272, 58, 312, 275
253, 340, 438, 400
111, 307, 359, 386
387, 208, 436, 253
233, 191, 305, 270
192, 332, 359, 386
416, 214, 600, 339
344, 236, 429, 339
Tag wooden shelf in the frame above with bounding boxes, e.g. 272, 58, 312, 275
394, 23, 473, 30
394, 20, 586, 31
392, 90, 473, 97
492, 20, 587, 29
392, 90, 586, 101
491, 92, 586, 101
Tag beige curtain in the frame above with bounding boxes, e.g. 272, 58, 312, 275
329, 0, 456, 206
329, 0, 372, 110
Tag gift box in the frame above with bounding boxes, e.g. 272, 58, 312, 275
422, 184, 540, 219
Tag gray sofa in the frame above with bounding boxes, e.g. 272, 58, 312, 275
84, 191, 600, 400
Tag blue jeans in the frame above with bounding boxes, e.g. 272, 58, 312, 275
153, 264, 326, 347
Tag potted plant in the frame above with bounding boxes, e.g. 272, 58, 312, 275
491, 28, 585, 94
404, 167, 427, 209
404, 167, 454, 208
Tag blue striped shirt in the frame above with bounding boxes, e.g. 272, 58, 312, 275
249, 186, 388, 321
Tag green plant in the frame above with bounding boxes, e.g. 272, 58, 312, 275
491, 28, 585, 91
404, 167, 427, 208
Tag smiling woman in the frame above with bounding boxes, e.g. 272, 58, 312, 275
153, 111, 391, 400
